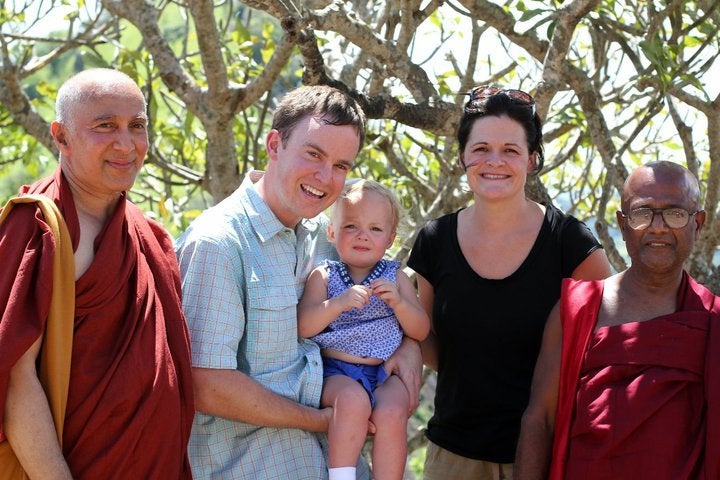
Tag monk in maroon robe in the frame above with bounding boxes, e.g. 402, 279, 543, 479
0, 69, 194, 479
515, 161, 720, 480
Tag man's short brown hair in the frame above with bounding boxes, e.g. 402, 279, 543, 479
271, 85, 366, 152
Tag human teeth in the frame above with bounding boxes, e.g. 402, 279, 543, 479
483, 174, 507, 179
303, 185, 324, 197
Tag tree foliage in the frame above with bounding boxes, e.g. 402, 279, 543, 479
2, 0, 719, 474
3, 0, 718, 287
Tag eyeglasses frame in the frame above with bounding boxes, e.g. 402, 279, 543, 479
618, 207, 702, 230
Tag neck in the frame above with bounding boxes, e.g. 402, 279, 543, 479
345, 262, 375, 284
255, 176, 299, 228
466, 197, 540, 233
66, 180, 122, 225
619, 267, 684, 299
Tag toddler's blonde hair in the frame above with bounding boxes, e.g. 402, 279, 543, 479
332, 179, 401, 231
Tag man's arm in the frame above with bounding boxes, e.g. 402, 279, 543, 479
515, 303, 562, 480
4, 336, 73, 480
192, 367, 332, 432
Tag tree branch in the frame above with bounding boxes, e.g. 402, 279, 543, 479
102, 0, 203, 113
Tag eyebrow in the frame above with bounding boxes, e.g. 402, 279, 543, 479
304, 141, 355, 168
92, 113, 148, 122
471, 141, 522, 147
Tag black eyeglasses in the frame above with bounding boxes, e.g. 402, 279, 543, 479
619, 207, 701, 230
464, 85, 536, 115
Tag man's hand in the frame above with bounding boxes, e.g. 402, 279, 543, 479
384, 337, 422, 413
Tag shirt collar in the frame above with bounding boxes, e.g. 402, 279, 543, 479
238, 171, 321, 243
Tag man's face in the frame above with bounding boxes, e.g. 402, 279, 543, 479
53, 83, 148, 199
617, 167, 705, 274
265, 116, 360, 227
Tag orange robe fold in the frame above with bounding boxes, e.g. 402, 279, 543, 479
0, 168, 194, 479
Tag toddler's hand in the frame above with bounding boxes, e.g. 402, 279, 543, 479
371, 279, 400, 308
337, 284, 371, 311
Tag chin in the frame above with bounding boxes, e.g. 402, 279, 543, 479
637, 255, 679, 273
109, 178, 138, 194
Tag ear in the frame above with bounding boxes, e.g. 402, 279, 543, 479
266, 129, 282, 162
326, 223, 337, 243
693, 210, 706, 240
527, 151, 537, 172
616, 210, 629, 241
458, 153, 467, 171
51, 121, 71, 155
387, 231, 397, 249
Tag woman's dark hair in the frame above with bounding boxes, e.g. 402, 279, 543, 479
457, 90, 544, 175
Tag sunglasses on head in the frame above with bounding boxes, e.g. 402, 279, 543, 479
464, 85, 536, 115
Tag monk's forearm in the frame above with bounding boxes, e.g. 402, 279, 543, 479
192, 367, 331, 432
4, 339, 73, 480
514, 417, 553, 480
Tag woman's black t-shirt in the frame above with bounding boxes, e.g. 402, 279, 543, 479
408, 203, 602, 463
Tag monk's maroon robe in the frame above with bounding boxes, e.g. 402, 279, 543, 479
0, 167, 194, 479
549, 274, 720, 480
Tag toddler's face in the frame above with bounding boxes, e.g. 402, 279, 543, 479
328, 191, 396, 270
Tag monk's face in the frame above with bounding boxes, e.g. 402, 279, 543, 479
617, 165, 705, 275
263, 115, 360, 227
52, 81, 148, 199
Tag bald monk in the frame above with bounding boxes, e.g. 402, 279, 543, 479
515, 161, 719, 480
0, 69, 194, 479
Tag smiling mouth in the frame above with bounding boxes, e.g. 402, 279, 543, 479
301, 184, 325, 198
481, 173, 509, 180
107, 159, 136, 169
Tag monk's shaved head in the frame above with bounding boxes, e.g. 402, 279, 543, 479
622, 161, 701, 212
56, 69, 145, 129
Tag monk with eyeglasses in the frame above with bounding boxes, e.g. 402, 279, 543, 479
515, 161, 720, 480
407, 86, 612, 480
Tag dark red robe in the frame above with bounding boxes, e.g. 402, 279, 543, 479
550, 274, 720, 480
0, 167, 194, 479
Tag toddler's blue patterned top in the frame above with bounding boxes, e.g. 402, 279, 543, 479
312, 259, 404, 360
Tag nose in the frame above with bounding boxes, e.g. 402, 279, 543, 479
113, 129, 135, 153
485, 152, 504, 166
647, 210, 669, 231
314, 162, 332, 183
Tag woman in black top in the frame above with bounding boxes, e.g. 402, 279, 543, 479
408, 86, 612, 480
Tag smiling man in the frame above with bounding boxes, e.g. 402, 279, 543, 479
175, 85, 423, 479
0, 69, 194, 479
515, 161, 720, 480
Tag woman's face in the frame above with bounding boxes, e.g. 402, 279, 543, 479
460, 115, 536, 202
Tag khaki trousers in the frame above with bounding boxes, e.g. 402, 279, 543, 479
422, 441, 514, 480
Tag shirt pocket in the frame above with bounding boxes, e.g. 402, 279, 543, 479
244, 280, 300, 364
247, 279, 298, 310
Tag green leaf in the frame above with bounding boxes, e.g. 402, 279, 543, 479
519, 8, 550, 22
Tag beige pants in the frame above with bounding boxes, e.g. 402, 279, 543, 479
422, 441, 514, 480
